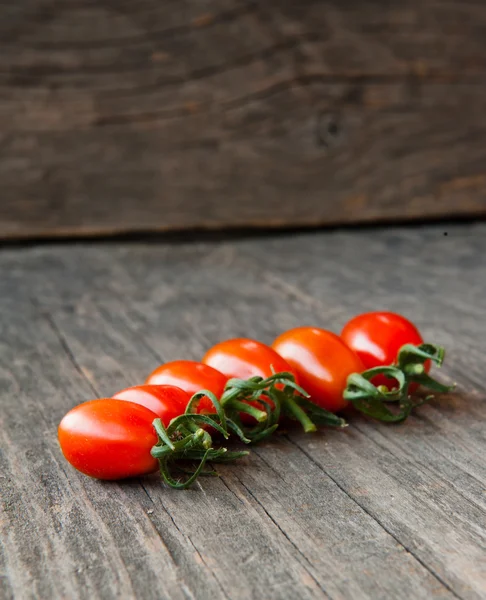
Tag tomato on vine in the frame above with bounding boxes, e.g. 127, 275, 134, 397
202, 338, 345, 432
145, 360, 227, 414
113, 384, 190, 426
339, 311, 453, 422
202, 338, 297, 382
341, 311, 429, 391
58, 398, 248, 486
272, 327, 364, 413
202, 338, 296, 422
58, 399, 159, 480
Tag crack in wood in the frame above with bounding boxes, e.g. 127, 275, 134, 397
232, 472, 332, 600
139, 477, 230, 598
4, 1, 259, 51
352, 423, 486, 523
40, 309, 101, 397
285, 436, 464, 600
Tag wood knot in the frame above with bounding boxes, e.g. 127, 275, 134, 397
315, 113, 341, 148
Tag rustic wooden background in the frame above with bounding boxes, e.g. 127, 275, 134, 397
1, 0, 486, 240
1, 222, 485, 599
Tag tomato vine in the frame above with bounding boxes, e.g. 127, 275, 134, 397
58, 313, 454, 489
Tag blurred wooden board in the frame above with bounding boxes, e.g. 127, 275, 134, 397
1, 1, 486, 239
1, 222, 485, 599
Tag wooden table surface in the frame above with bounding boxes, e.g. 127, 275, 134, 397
1, 222, 485, 600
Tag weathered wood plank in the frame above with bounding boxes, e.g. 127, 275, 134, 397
0, 304, 223, 600
1, 1, 486, 239
1, 222, 485, 599
128, 255, 485, 599
0, 302, 329, 600
45, 298, 457, 599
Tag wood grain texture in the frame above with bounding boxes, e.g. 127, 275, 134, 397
1, 222, 485, 599
1, 1, 486, 239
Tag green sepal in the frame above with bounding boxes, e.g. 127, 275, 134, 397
295, 396, 347, 428
343, 342, 452, 423
185, 389, 227, 435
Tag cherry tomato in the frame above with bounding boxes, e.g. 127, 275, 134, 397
202, 338, 297, 382
113, 385, 189, 426
58, 399, 158, 480
145, 360, 228, 414
202, 338, 299, 423
341, 311, 429, 390
272, 327, 364, 413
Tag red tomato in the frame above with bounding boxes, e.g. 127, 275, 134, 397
58, 399, 158, 480
202, 338, 297, 382
113, 385, 189, 426
272, 327, 364, 413
341, 311, 429, 390
145, 360, 228, 414
202, 338, 299, 423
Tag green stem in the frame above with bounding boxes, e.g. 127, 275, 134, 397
278, 390, 317, 433
167, 414, 229, 439
183, 419, 213, 450
221, 372, 347, 437
295, 396, 347, 428
228, 400, 268, 423
185, 389, 227, 434
179, 448, 250, 463
343, 342, 454, 422
224, 419, 252, 444
149, 412, 247, 489
158, 449, 212, 490
152, 418, 175, 451
151, 430, 205, 459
